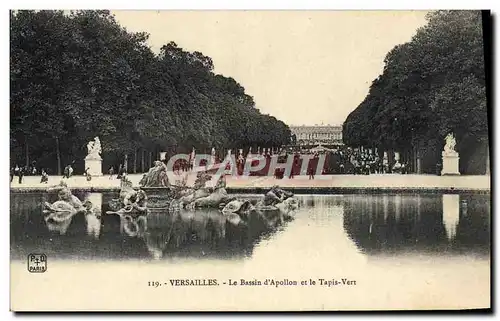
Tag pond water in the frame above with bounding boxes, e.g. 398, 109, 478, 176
10, 192, 490, 261
10, 191, 491, 310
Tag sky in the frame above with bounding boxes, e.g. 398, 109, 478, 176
112, 10, 429, 126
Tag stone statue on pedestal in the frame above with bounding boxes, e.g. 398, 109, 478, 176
86, 137, 102, 160
441, 132, 460, 175
85, 137, 103, 176
443, 133, 457, 155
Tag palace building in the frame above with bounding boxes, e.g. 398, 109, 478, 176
289, 124, 343, 146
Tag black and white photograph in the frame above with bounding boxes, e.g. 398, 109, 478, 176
8, 8, 491, 311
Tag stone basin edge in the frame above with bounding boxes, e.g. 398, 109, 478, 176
9, 186, 491, 195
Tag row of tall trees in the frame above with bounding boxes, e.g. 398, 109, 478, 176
342, 11, 489, 174
10, 10, 291, 174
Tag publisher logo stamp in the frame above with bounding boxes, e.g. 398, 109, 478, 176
28, 254, 47, 273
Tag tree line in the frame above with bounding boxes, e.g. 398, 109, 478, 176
10, 10, 291, 174
342, 11, 489, 174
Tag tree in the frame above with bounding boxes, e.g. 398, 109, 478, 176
342, 10, 487, 174
10, 10, 291, 173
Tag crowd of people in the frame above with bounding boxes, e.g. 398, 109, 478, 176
10, 145, 412, 184
322, 147, 409, 175
10, 162, 83, 184
108, 164, 129, 180
190, 146, 410, 178
10, 163, 49, 184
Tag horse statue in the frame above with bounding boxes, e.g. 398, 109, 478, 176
221, 186, 299, 227
186, 174, 235, 209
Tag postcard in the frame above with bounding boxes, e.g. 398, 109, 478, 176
10, 9, 490, 311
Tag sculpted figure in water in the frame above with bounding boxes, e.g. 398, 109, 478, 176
106, 187, 148, 238
109, 176, 135, 211
221, 186, 298, 228
188, 174, 234, 209
263, 185, 294, 206
140, 161, 170, 188
108, 187, 148, 216
177, 171, 212, 209
44, 180, 84, 213
43, 181, 87, 235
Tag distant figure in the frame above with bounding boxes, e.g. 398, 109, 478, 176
108, 166, 115, 179
117, 164, 123, 179
63, 165, 69, 179
436, 163, 442, 176
40, 169, 49, 184
393, 161, 402, 174
17, 166, 24, 184
119, 165, 127, 178
173, 159, 181, 174
139, 173, 148, 186
189, 148, 196, 171
237, 153, 245, 176
308, 154, 319, 180
68, 165, 74, 178
214, 173, 227, 190
84, 167, 92, 181
10, 167, 14, 183
288, 165, 294, 179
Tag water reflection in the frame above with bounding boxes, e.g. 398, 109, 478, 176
443, 194, 459, 240
343, 193, 490, 255
11, 192, 289, 261
10, 192, 490, 261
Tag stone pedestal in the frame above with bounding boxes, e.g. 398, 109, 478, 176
85, 157, 103, 176
141, 187, 175, 215
441, 152, 460, 176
